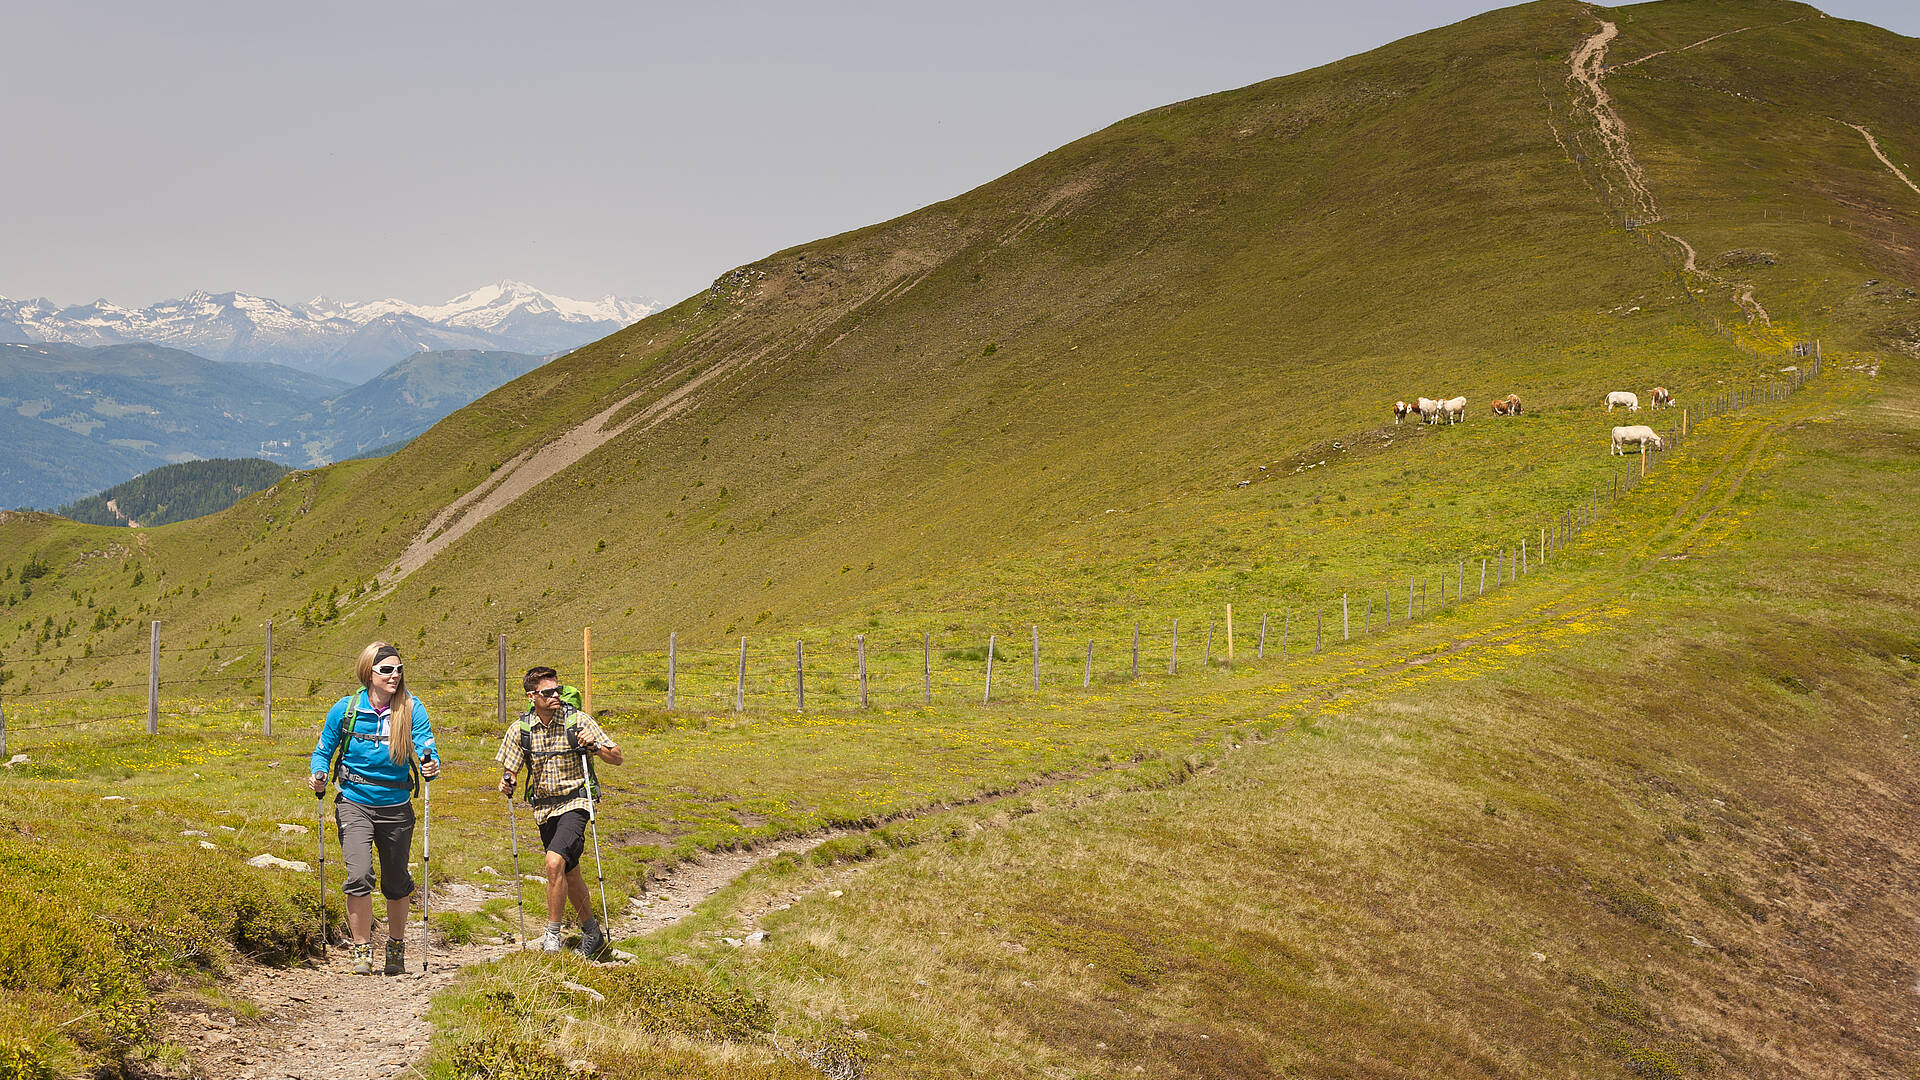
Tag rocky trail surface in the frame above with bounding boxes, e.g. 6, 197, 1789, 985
169, 833, 845, 1080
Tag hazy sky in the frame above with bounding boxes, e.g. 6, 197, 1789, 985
2, 1, 1914, 309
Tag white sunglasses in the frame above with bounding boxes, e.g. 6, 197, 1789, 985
373, 663, 403, 676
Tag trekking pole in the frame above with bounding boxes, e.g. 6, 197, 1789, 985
420, 756, 434, 975
314, 786, 328, 961
506, 791, 528, 946
579, 748, 611, 942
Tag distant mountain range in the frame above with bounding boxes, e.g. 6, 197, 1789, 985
1, 342, 551, 508
0, 281, 658, 383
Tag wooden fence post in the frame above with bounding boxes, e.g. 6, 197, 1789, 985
1131, 623, 1140, 679
1342, 594, 1349, 641
1458, 560, 1465, 600
1258, 614, 1267, 659
796, 640, 806, 712
1522, 540, 1528, 574
497, 634, 508, 729
1315, 611, 1322, 653
147, 620, 160, 735
1226, 604, 1234, 666
923, 632, 931, 705
1084, 640, 1094, 688
666, 631, 676, 710
0, 685, 6, 758
1407, 577, 1415, 619
736, 637, 747, 712
858, 635, 869, 709
1480, 557, 1487, 595
1169, 619, 1179, 675
984, 635, 995, 703
1282, 613, 1290, 660
263, 619, 273, 737
1032, 625, 1041, 692
583, 626, 594, 715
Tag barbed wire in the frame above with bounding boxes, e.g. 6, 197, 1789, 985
9, 710, 148, 732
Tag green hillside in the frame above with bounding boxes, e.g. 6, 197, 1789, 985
0, 1, 1916, 1074
10, 1, 1912, 688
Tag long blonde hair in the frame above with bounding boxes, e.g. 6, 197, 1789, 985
355, 641, 415, 768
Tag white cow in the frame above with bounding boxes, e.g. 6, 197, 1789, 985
1606, 391, 1640, 412
1610, 425, 1664, 455
1440, 396, 1467, 424
1417, 397, 1442, 424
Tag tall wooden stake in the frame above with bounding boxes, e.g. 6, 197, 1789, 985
666, 631, 676, 709
497, 634, 508, 728
984, 635, 995, 703
147, 620, 161, 735
858, 635, 868, 709
583, 625, 593, 715
736, 637, 747, 712
263, 619, 274, 736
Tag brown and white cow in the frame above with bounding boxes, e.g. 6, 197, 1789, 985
1651, 386, 1673, 408
1394, 400, 1412, 424
1491, 393, 1522, 416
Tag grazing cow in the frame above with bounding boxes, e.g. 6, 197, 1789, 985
1610, 425, 1664, 454
1417, 397, 1442, 424
1606, 391, 1640, 412
1394, 400, 1412, 424
1651, 386, 1673, 408
1440, 396, 1467, 424
1491, 393, 1522, 416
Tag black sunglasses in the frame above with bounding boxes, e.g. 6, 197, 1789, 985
531, 687, 563, 699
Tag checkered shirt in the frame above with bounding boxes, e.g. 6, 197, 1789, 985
495, 707, 614, 824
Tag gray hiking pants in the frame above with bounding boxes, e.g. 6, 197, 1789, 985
334, 797, 416, 899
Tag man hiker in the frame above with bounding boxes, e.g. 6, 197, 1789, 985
497, 665, 622, 955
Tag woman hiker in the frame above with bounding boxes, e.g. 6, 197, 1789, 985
309, 642, 440, 975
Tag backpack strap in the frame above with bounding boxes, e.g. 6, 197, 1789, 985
516, 710, 596, 804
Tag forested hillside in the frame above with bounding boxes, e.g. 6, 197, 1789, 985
57, 458, 292, 528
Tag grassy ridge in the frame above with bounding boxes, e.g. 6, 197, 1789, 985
0, 0, 1916, 1074
7, 1, 1903, 690
415, 363, 1919, 1076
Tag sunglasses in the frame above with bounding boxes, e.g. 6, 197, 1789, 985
532, 687, 563, 699
372, 663, 403, 677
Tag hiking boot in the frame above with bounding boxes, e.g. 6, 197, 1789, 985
384, 939, 406, 976
534, 928, 564, 953
575, 923, 606, 959
350, 942, 375, 976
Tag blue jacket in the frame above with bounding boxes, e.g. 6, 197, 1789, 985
309, 690, 437, 806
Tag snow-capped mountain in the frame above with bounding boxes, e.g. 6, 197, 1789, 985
0, 282, 658, 383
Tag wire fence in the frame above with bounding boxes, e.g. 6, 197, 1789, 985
0, 351, 1824, 754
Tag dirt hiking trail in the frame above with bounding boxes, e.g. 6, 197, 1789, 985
1568, 17, 1772, 325
170, 833, 844, 1080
